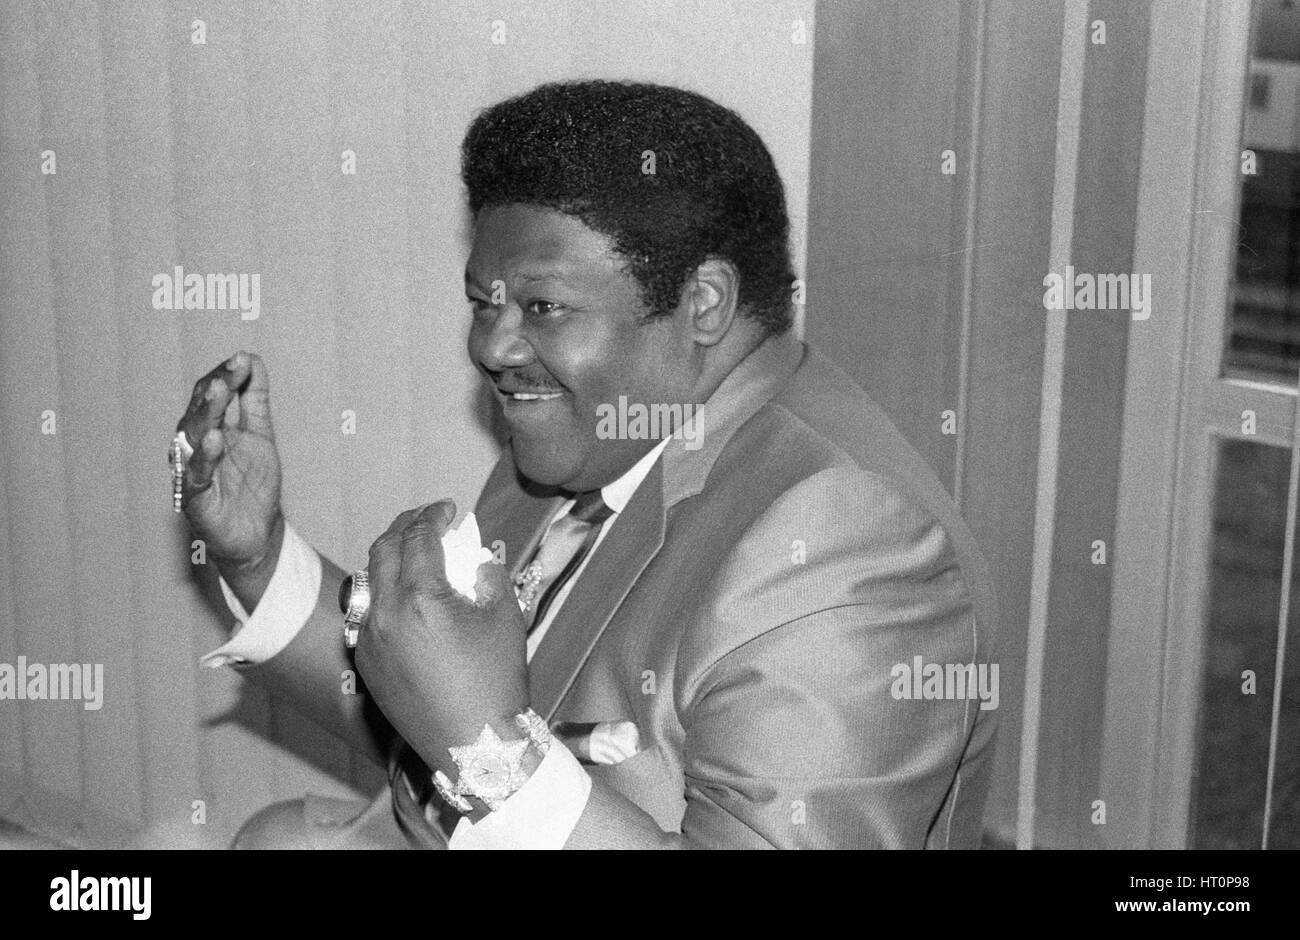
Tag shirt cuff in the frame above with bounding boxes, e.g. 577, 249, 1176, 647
447, 739, 592, 850
199, 521, 322, 669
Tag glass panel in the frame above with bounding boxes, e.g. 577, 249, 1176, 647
1189, 439, 1287, 848
1225, 1, 1300, 381
1270, 490, 1300, 848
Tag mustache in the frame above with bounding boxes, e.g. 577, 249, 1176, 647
491, 371, 564, 393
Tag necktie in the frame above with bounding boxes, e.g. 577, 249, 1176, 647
521, 490, 615, 633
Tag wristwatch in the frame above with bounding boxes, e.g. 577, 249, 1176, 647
433, 708, 551, 814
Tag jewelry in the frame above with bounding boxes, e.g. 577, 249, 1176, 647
513, 708, 551, 751
339, 569, 370, 648
432, 708, 552, 814
513, 560, 543, 611
169, 431, 194, 513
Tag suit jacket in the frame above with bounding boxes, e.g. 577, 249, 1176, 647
248, 331, 999, 849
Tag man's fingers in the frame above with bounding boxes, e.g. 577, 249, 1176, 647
231, 351, 275, 438
423, 500, 457, 530
367, 532, 403, 601
379, 506, 424, 541
219, 390, 238, 429
175, 351, 271, 450
369, 501, 457, 608
398, 501, 456, 589
222, 351, 254, 397
177, 358, 239, 447
368, 507, 422, 597
184, 427, 223, 498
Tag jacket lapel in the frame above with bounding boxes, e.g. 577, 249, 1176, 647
474, 453, 565, 584
528, 460, 667, 719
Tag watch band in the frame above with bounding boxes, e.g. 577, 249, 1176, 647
432, 708, 552, 815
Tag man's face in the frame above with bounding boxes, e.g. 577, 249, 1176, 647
466, 204, 696, 492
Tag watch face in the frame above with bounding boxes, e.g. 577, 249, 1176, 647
466, 754, 514, 800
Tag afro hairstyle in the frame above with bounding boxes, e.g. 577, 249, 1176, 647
461, 80, 796, 337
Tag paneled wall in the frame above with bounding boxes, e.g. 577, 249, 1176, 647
0, 0, 814, 848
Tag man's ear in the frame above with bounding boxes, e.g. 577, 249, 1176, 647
682, 257, 740, 348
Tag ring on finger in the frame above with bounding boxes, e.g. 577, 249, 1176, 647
339, 569, 371, 648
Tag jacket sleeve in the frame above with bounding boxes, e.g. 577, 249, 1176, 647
233, 548, 396, 768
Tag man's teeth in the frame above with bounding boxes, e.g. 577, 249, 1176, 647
509, 391, 562, 401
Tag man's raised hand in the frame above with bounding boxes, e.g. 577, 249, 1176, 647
176, 351, 284, 588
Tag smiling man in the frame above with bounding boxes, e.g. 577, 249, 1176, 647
175, 80, 999, 849
465, 204, 710, 491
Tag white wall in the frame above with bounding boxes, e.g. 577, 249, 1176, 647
0, 0, 813, 847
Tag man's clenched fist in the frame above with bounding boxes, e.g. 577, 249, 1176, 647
354, 500, 529, 779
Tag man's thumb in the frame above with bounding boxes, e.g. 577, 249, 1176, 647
231, 351, 275, 437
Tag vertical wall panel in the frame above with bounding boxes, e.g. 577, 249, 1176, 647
98, 1, 206, 845
0, 440, 26, 816
1036, 0, 1150, 849
0, 0, 87, 820
237, 0, 356, 808
168, 1, 277, 834
806, 0, 970, 489
35, 0, 147, 832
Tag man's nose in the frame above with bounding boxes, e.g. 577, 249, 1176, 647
475, 306, 534, 371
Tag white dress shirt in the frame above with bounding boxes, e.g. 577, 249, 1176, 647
200, 437, 670, 849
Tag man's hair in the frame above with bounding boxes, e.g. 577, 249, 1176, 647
461, 80, 795, 337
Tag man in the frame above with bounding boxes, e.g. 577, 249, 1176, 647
175, 80, 998, 849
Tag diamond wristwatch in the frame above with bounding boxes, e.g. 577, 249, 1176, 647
433, 708, 552, 814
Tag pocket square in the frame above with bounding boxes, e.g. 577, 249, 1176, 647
554, 720, 642, 766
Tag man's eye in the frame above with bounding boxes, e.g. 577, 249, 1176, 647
526, 300, 563, 316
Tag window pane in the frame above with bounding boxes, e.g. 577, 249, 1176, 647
1225, 3, 1300, 381
1227, 148, 1300, 378
1271, 488, 1300, 848
1190, 439, 1287, 848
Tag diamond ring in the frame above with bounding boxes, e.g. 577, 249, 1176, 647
169, 430, 194, 513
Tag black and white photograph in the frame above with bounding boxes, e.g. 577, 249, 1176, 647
0, 0, 1292, 913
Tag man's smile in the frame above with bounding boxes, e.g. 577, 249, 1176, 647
504, 391, 562, 401
492, 374, 568, 407
496, 386, 569, 415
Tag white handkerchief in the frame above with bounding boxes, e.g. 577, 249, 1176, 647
589, 720, 642, 765
443, 512, 494, 602
555, 720, 643, 765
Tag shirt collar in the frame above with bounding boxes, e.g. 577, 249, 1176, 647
598, 437, 671, 514
551, 331, 801, 520
595, 332, 803, 516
